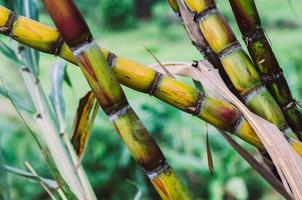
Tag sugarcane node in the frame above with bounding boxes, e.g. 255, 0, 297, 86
243, 26, 265, 45
107, 52, 117, 69
145, 160, 171, 180
193, 5, 217, 24
193, 92, 205, 116
149, 72, 164, 96
1, 11, 17, 36
54, 37, 65, 56
262, 70, 284, 85
241, 83, 265, 102
107, 102, 131, 122
226, 113, 244, 134
217, 42, 242, 59
282, 100, 299, 113
72, 39, 95, 57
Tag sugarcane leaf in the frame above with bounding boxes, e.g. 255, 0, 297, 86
0, 145, 11, 200
15, 0, 40, 75
0, 41, 22, 64
144, 46, 175, 78
71, 91, 99, 160
217, 129, 291, 200
205, 123, 214, 175
64, 67, 72, 88
24, 162, 57, 200
2, 165, 58, 189
0, 81, 35, 114
49, 61, 68, 134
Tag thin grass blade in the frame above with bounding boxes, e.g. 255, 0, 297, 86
49, 61, 68, 134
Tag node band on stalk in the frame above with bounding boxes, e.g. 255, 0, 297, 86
217, 42, 242, 59
193, 5, 217, 23
1, 11, 17, 36
108, 104, 131, 122
146, 161, 170, 180
149, 72, 164, 96
107, 52, 117, 69
262, 70, 284, 85
54, 37, 65, 56
241, 83, 265, 102
282, 100, 298, 113
227, 113, 244, 134
73, 40, 96, 57
243, 26, 265, 45
193, 92, 205, 116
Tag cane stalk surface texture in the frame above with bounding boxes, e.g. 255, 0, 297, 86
229, 0, 302, 139
167, 0, 238, 96
177, 0, 299, 140
41, 1, 192, 199
2, 6, 302, 157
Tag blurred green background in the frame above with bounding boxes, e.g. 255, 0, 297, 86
0, 0, 302, 199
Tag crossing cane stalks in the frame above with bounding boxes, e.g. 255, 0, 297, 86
174, 0, 300, 141
229, 0, 302, 140
1, 6, 302, 157
42, 1, 193, 199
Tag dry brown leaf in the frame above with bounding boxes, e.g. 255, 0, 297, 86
150, 60, 302, 199
71, 91, 99, 162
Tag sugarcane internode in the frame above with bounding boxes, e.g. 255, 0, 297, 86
42, 0, 193, 198
3, 5, 302, 158
229, 0, 302, 139
180, 0, 300, 141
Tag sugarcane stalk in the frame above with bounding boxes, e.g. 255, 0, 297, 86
1, 6, 302, 157
229, 0, 302, 140
41, 1, 192, 199
167, 0, 239, 96
176, 0, 299, 140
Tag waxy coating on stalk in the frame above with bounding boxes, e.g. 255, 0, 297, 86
229, 0, 302, 139
179, 0, 298, 140
42, 1, 193, 199
2, 6, 302, 157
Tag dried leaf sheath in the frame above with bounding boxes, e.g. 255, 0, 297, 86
179, 0, 298, 139
42, 1, 192, 199
167, 0, 239, 97
229, 0, 302, 139
2, 8, 302, 156
71, 91, 99, 160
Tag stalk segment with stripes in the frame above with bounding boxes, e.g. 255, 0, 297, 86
167, 0, 238, 96
229, 0, 302, 140
41, 1, 192, 199
2, 5, 302, 157
175, 0, 299, 140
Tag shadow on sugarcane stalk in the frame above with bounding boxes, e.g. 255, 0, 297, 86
150, 60, 302, 200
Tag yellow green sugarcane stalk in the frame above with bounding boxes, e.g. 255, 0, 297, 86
178, 0, 299, 139
41, 1, 192, 199
229, 0, 302, 140
167, 0, 238, 96
2, 6, 302, 157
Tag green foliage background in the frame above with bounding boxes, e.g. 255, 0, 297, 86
0, 0, 302, 199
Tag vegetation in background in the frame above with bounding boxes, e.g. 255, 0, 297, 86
0, 0, 301, 199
